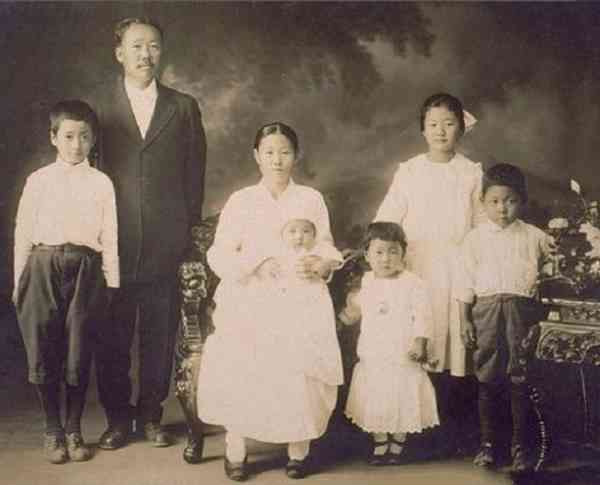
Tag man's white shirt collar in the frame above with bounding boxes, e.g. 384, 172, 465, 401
124, 77, 158, 101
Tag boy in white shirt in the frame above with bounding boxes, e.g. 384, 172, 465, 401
456, 163, 552, 473
13, 100, 118, 464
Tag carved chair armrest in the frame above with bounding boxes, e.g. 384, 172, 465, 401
178, 214, 220, 345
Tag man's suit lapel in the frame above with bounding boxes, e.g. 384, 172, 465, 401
115, 79, 144, 144
143, 83, 176, 149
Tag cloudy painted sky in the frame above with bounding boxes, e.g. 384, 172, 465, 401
1, 2, 600, 284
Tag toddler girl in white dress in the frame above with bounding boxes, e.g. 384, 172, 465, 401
340, 222, 439, 465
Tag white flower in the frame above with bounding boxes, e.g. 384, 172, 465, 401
581, 222, 600, 240
548, 218, 569, 230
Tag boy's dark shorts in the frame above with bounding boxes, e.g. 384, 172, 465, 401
472, 294, 546, 384
15, 244, 107, 386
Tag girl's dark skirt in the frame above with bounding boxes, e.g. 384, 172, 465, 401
15, 244, 107, 386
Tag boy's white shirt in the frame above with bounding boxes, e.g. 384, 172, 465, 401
124, 76, 158, 138
13, 157, 119, 289
455, 219, 552, 303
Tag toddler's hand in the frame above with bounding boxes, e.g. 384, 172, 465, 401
255, 258, 282, 281
460, 320, 477, 349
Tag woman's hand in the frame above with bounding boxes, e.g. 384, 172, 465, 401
254, 258, 282, 281
408, 337, 428, 363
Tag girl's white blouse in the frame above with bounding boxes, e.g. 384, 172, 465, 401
375, 152, 485, 247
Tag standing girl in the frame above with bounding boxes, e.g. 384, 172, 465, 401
374, 93, 484, 450
196, 122, 344, 481
340, 222, 439, 465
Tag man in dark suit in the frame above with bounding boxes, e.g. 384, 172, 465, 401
92, 17, 206, 449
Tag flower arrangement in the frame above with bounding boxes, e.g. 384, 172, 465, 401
539, 180, 600, 300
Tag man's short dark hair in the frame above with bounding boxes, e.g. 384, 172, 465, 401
114, 17, 164, 47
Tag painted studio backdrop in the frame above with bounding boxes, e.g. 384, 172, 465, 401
1, 1, 600, 295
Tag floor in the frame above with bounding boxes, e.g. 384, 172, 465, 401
1, 304, 600, 485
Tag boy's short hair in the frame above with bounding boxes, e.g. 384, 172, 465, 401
49, 99, 99, 138
114, 17, 164, 47
482, 163, 528, 203
364, 222, 407, 252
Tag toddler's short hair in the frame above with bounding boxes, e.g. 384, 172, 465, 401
482, 163, 528, 203
420, 93, 465, 134
114, 17, 163, 46
49, 99, 99, 137
364, 222, 407, 252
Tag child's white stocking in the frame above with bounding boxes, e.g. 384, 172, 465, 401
390, 432, 407, 454
225, 431, 247, 462
373, 432, 388, 455
287, 440, 310, 461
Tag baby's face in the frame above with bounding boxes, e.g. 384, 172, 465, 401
365, 238, 404, 278
282, 220, 316, 250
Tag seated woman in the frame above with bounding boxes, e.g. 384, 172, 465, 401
196, 122, 344, 481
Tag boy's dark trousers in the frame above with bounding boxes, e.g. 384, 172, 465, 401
15, 244, 106, 433
472, 294, 546, 448
16, 244, 106, 387
94, 278, 179, 428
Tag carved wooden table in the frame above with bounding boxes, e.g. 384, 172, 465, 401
533, 299, 600, 447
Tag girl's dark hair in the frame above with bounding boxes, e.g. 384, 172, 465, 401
364, 222, 407, 252
114, 17, 164, 46
254, 121, 299, 153
50, 99, 99, 138
482, 163, 528, 203
420, 93, 465, 134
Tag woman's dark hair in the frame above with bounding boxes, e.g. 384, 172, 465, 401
114, 17, 164, 46
364, 222, 407, 252
50, 99, 99, 138
420, 93, 465, 134
482, 163, 528, 203
254, 122, 299, 153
